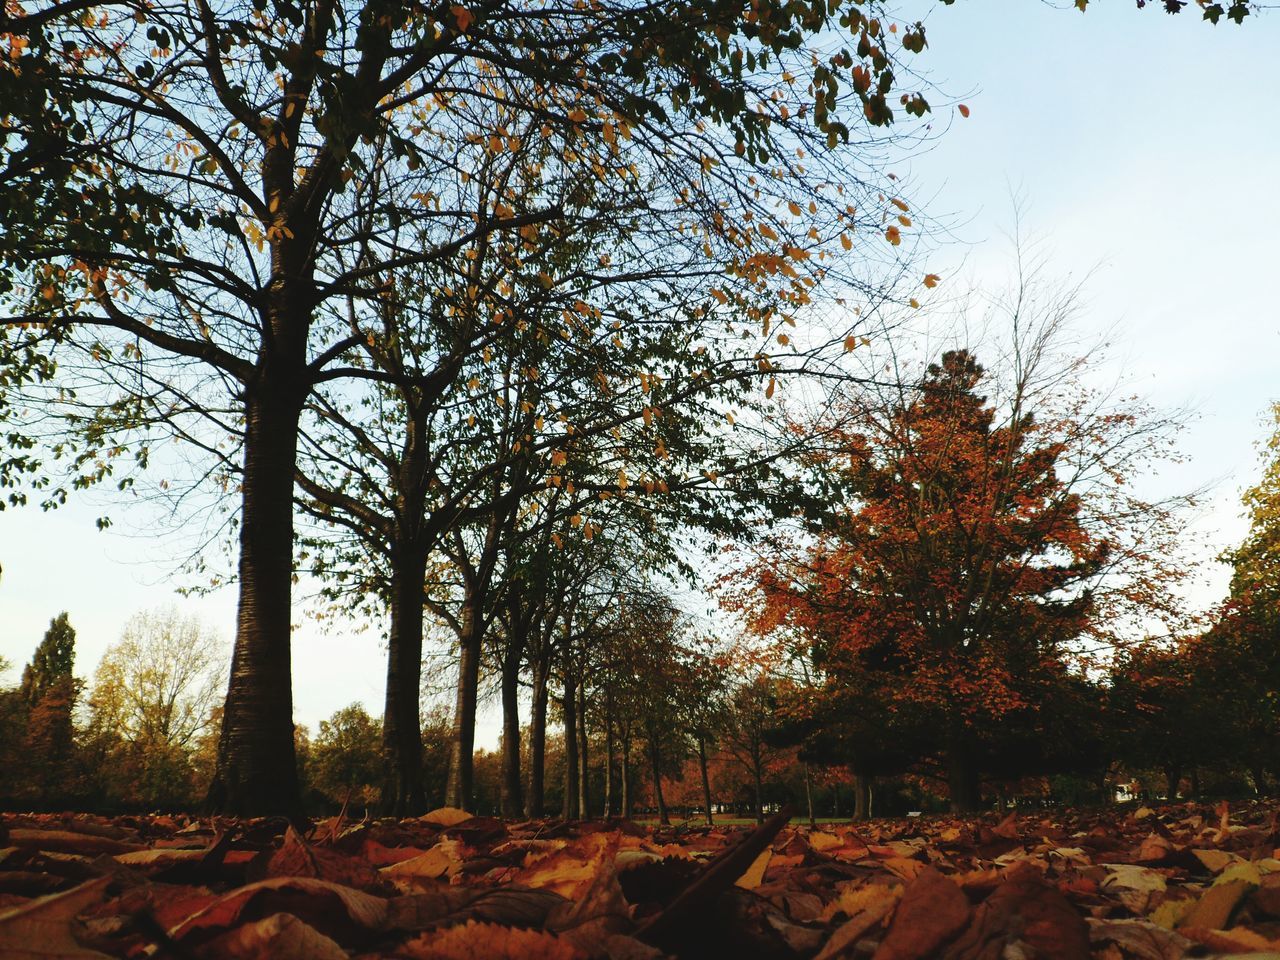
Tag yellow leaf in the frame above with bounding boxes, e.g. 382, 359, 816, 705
909, 298, 920, 309
735, 849, 771, 890
421, 807, 474, 827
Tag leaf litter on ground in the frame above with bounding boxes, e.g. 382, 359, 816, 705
4, 801, 1280, 958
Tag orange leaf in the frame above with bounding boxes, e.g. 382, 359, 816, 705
958, 103, 970, 118
402, 920, 585, 960
923, 273, 940, 288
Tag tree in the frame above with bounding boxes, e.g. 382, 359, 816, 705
20, 611, 75, 706
2, 0, 951, 816
731, 289, 1189, 810
308, 704, 384, 810
84, 608, 227, 807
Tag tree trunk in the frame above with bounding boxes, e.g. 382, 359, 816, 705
499, 636, 524, 818
752, 756, 764, 825
1164, 764, 1181, 801
947, 744, 981, 813
620, 719, 632, 818
1251, 765, 1269, 797
576, 680, 589, 818
697, 734, 713, 825
381, 545, 426, 815
525, 654, 549, 818
648, 732, 668, 825
603, 699, 615, 818
803, 763, 815, 826
562, 657, 579, 819
853, 773, 871, 821
832, 781, 840, 818
209, 376, 303, 816
445, 595, 482, 810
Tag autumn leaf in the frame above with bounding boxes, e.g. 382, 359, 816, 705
923, 273, 940, 288
958, 103, 971, 117
402, 920, 586, 960
0, 877, 113, 959
192, 912, 347, 960
884, 225, 901, 245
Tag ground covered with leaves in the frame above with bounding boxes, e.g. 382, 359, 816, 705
4, 801, 1280, 959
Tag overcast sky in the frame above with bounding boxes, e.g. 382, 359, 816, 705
1, 2, 1276, 740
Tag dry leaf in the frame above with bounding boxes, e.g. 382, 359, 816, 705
402, 919, 586, 959
0, 877, 113, 959
192, 912, 348, 960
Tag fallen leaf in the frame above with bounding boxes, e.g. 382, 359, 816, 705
0, 877, 113, 959
192, 912, 348, 960
1086, 917, 1193, 960
874, 866, 970, 960
734, 849, 771, 890
402, 919, 586, 959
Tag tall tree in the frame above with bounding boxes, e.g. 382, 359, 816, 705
3, 0, 942, 814
730, 300, 1189, 810
20, 611, 75, 706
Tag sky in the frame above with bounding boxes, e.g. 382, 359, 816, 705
1, 2, 1276, 741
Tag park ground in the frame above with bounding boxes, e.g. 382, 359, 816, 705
2, 800, 1279, 958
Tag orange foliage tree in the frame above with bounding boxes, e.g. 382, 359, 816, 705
727, 321, 1189, 810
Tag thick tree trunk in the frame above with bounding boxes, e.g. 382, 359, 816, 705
562, 658, 579, 819
1164, 764, 1181, 801
620, 719, 632, 818
697, 734, 713, 825
853, 774, 871, 821
445, 595, 482, 809
576, 681, 589, 818
381, 545, 426, 815
209, 375, 303, 816
648, 732, 668, 825
525, 655, 549, 818
499, 637, 524, 818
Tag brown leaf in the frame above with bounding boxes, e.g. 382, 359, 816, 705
267, 825, 384, 892
192, 912, 348, 960
8, 830, 144, 857
387, 886, 567, 932
943, 863, 1089, 960
421, 808, 475, 828
0, 877, 113, 959
1086, 918, 1192, 960
167, 876, 389, 946
401, 919, 586, 959
873, 866, 970, 960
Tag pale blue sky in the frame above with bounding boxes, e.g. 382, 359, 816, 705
2, 3, 1276, 734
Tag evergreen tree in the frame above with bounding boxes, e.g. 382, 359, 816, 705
19, 611, 75, 707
